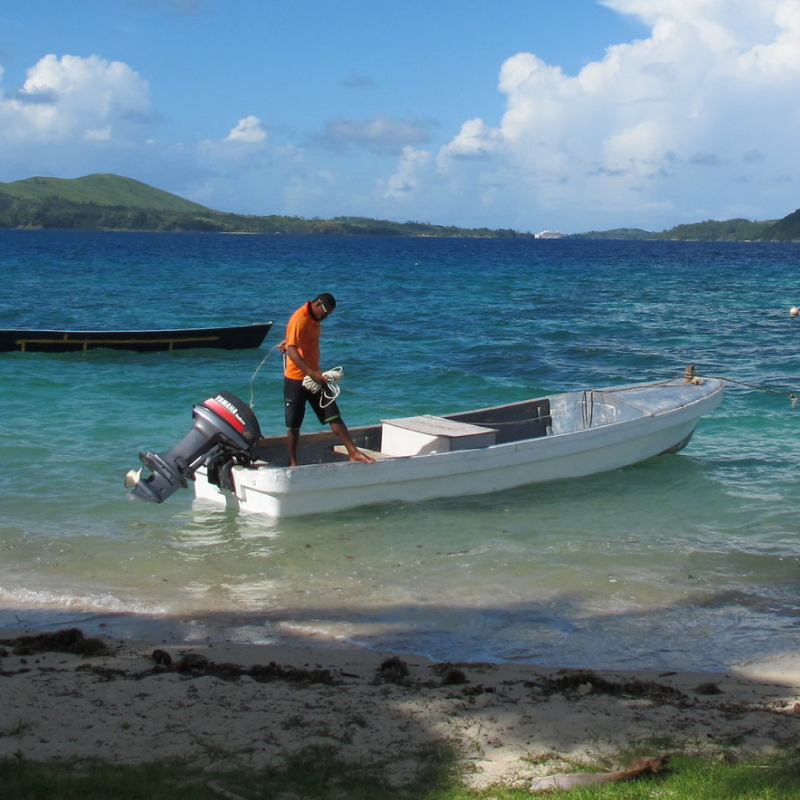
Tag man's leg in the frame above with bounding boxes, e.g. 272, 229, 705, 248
308, 394, 375, 465
284, 378, 305, 466
329, 419, 375, 464
286, 428, 300, 467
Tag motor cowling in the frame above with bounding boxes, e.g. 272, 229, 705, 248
126, 391, 261, 504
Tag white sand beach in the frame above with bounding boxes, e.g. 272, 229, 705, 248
1, 627, 798, 790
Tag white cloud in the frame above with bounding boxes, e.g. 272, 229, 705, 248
198, 116, 271, 173
437, 118, 504, 164
225, 115, 268, 143
392, 0, 800, 230
384, 146, 433, 199
0, 54, 149, 143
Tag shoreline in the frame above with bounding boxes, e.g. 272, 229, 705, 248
2, 626, 799, 789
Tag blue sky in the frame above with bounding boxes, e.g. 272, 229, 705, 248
1, 0, 799, 233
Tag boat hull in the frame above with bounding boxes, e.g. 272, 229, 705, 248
0, 322, 272, 353
193, 377, 724, 518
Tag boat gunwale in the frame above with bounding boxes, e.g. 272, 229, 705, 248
0, 321, 273, 353
0, 321, 272, 336
193, 376, 724, 516
246, 377, 725, 476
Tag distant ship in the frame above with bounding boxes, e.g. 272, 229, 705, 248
535, 229, 565, 239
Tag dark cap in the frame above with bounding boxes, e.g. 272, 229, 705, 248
314, 292, 337, 312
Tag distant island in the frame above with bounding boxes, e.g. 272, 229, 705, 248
1, 173, 799, 241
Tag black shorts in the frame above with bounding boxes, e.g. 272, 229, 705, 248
284, 377, 342, 430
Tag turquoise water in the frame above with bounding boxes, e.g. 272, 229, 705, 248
1, 230, 798, 671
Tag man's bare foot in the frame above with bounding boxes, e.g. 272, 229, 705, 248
350, 449, 375, 464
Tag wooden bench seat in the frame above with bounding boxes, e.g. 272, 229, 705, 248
332, 445, 394, 460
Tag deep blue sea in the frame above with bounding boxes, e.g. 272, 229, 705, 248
1, 230, 798, 672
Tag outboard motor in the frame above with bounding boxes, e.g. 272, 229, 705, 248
126, 391, 261, 504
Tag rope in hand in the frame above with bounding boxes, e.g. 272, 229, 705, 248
303, 366, 344, 408
248, 347, 343, 410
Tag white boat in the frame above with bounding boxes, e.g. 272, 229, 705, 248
191, 371, 724, 518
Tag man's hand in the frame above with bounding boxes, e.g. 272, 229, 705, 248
285, 344, 327, 385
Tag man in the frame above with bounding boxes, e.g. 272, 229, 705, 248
282, 292, 375, 467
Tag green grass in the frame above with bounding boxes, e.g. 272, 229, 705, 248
519, 754, 800, 800
2, 747, 800, 800
0, 743, 455, 800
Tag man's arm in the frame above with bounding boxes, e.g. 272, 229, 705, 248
285, 345, 327, 385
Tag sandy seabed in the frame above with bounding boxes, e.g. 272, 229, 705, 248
1, 627, 799, 790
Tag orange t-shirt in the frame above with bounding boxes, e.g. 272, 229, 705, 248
284, 301, 320, 380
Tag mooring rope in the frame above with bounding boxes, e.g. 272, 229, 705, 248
683, 364, 796, 407
709, 375, 797, 406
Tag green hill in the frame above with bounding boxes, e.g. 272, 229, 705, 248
760, 209, 800, 241
0, 172, 798, 240
0, 173, 213, 213
652, 218, 775, 241
567, 228, 652, 240
572, 219, 782, 241
0, 174, 534, 236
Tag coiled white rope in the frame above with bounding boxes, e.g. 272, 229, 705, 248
303, 366, 344, 407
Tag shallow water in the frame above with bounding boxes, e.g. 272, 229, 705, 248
1, 231, 798, 671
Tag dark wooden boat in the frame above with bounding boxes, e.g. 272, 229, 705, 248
0, 322, 273, 353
